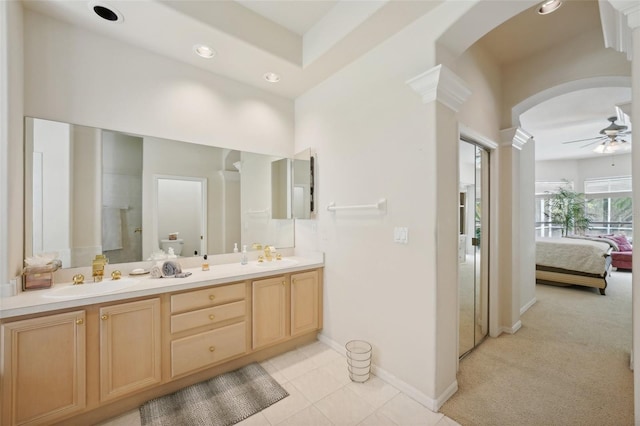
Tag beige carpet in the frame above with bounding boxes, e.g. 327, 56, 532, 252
441, 271, 633, 426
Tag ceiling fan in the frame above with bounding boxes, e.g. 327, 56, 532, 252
561, 116, 631, 154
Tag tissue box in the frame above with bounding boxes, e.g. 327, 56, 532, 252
22, 264, 57, 290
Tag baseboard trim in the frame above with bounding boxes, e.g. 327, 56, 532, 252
520, 297, 537, 315
500, 320, 522, 335
317, 333, 456, 412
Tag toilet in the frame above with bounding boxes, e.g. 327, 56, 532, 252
160, 239, 184, 256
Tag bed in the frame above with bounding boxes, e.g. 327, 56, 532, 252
535, 237, 613, 295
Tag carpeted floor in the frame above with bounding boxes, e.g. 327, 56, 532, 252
441, 271, 633, 426
139, 362, 288, 426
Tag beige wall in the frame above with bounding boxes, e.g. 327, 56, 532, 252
1, 0, 24, 283
23, 10, 295, 158
503, 27, 631, 128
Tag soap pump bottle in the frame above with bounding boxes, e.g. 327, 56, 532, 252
233, 243, 239, 253
202, 254, 209, 271
241, 245, 248, 265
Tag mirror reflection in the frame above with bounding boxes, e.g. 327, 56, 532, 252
25, 117, 295, 268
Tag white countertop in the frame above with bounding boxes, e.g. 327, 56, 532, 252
0, 253, 324, 319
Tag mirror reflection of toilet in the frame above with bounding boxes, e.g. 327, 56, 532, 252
160, 239, 184, 256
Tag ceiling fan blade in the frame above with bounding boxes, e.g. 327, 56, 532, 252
561, 136, 602, 144
580, 139, 605, 148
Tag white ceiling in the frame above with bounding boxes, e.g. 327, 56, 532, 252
21, 0, 633, 161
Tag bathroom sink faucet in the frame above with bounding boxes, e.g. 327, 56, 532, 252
264, 245, 273, 262
92, 254, 109, 282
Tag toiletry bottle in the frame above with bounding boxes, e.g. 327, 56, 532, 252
202, 254, 209, 271
241, 245, 248, 265
233, 243, 239, 253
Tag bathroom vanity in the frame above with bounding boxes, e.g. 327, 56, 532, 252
0, 255, 323, 426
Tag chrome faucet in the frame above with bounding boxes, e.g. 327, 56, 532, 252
92, 254, 109, 282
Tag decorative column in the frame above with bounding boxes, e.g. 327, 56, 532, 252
498, 127, 533, 335
406, 64, 471, 409
604, 0, 640, 420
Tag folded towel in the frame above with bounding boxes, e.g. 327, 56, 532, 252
150, 265, 163, 279
162, 260, 182, 277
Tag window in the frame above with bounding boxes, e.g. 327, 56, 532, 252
584, 177, 632, 238
535, 181, 573, 237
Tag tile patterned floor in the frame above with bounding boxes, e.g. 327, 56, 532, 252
99, 341, 460, 426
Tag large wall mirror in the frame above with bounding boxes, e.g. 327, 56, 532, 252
24, 117, 297, 269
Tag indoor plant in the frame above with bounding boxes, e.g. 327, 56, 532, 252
548, 187, 591, 236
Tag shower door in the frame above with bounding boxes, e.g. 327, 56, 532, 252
458, 140, 489, 358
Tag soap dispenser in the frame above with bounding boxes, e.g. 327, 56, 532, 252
241, 245, 248, 265
202, 254, 209, 271
233, 243, 239, 253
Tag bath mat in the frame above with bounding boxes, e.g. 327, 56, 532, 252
139, 363, 288, 426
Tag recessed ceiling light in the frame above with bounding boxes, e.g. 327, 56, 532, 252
264, 72, 281, 83
193, 44, 216, 59
88, 1, 123, 23
537, 0, 562, 15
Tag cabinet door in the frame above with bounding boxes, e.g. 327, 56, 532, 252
291, 270, 320, 337
99, 298, 161, 402
1, 310, 86, 426
252, 276, 287, 349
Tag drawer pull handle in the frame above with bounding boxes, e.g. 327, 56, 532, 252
101, 315, 108, 320
76, 319, 84, 325
209, 346, 216, 352
209, 314, 215, 320
282, 281, 285, 286
209, 295, 216, 301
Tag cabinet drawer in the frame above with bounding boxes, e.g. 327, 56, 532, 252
171, 283, 245, 313
171, 321, 246, 377
171, 300, 246, 334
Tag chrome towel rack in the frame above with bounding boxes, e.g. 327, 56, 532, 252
326, 198, 387, 213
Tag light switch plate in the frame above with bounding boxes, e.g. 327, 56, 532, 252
394, 227, 408, 244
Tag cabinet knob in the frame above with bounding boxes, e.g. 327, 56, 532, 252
76, 318, 84, 325
101, 314, 108, 320
209, 295, 216, 301
209, 314, 215, 320
209, 346, 216, 352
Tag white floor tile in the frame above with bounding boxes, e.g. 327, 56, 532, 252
358, 411, 398, 426
269, 348, 320, 381
276, 405, 334, 426
315, 387, 376, 426
323, 356, 353, 386
298, 341, 343, 367
435, 416, 461, 426
261, 381, 312, 425
236, 411, 271, 426
378, 394, 444, 426
291, 364, 346, 403
96, 409, 141, 426
345, 376, 400, 409
260, 359, 288, 384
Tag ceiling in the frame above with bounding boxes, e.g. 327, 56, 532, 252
21, 0, 632, 161
477, 0, 633, 161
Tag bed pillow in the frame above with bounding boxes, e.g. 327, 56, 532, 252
609, 234, 632, 252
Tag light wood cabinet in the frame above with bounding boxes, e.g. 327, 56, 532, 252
252, 270, 322, 350
99, 298, 161, 402
171, 322, 246, 377
169, 282, 247, 378
252, 276, 288, 349
291, 270, 320, 337
0, 310, 86, 426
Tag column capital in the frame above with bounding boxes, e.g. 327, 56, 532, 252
406, 64, 471, 113
600, 0, 640, 60
499, 127, 532, 151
